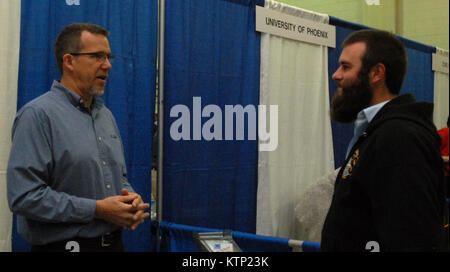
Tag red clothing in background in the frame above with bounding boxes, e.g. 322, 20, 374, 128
438, 127, 449, 176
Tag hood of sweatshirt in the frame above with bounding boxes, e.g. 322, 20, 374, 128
366, 94, 440, 143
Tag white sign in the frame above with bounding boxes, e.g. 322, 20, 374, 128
255, 6, 336, 48
432, 51, 449, 74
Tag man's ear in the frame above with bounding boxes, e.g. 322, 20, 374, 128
62, 53, 75, 73
369, 63, 386, 84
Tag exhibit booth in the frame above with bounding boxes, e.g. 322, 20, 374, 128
0, 0, 448, 252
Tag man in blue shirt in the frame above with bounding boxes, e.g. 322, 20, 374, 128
7, 23, 150, 252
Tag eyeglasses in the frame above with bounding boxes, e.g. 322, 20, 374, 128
70, 52, 115, 63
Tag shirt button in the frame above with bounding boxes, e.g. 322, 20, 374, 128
106, 184, 111, 189
98, 136, 102, 141
102, 161, 106, 165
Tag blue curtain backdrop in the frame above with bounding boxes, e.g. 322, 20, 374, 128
328, 17, 435, 168
400, 38, 435, 103
163, 0, 264, 233
14, 0, 157, 252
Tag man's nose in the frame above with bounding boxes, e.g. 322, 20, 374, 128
332, 68, 342, 81
102, 58, 112, 70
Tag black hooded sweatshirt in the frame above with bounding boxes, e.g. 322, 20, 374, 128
321, 94, 448, 252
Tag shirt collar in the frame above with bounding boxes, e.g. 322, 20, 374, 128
357, 100, 391, 124
51, 80, 104, 111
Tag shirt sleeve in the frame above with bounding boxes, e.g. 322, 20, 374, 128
7, 106, 97, 223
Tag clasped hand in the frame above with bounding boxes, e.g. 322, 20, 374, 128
95, 188, 151, 230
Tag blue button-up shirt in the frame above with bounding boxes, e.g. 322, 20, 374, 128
7, 80, 134, 245
345, 100, 391, 158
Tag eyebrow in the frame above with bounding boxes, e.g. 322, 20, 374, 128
339, 60, 352, 66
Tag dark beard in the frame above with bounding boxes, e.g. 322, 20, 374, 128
330, 72, 373, 123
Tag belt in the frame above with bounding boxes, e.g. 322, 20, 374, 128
80, 229, 122, 247
31, 230, 123, 252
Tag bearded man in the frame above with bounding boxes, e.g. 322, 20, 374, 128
321, 29, 448, 252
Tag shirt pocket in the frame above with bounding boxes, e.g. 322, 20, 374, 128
101, 133, 125, 168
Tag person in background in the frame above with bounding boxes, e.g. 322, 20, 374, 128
438, 116, 449, 186
438, 116, 449, 247
321, 29, 448, 252
7, 23, 150, 252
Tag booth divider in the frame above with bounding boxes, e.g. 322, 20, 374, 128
152, 221, 321, 252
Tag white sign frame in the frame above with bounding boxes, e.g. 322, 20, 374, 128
255, 6, 336, 48
432, 51, 449, 74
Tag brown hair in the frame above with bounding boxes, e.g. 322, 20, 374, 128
342, 29, 407, 94
54, 23, 109, 75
